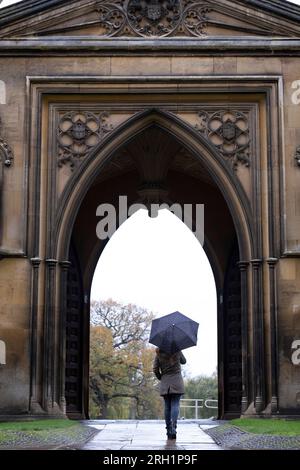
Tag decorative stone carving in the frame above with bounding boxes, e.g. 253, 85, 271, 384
57, 111, 114, 169
0, 118, 14, 168
295, 146, 300, 167
0, 340, 6, 365
195, 110, 250, 170
95, 0, 210, 38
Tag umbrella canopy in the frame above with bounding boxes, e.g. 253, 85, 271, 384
149, 311, 199, 354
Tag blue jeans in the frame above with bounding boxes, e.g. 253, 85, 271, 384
163, 394, 181, 435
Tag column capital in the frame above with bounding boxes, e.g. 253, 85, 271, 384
45, 259, 58, 269
251, 259, 263, 269
267, 258, 278, 267
59, 260, 71, 271
30, 257, 41, 268
237, 261, 250, 271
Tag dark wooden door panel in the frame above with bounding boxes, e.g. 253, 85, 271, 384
223, 244, 242, 416
65, 243, 84, 416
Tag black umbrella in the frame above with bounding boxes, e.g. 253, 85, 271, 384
149, 311, 199, 354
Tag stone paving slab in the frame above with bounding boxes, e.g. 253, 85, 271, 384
206, 424, 300, 450
81, 420, 222, 450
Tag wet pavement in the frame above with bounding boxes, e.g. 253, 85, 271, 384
80, 420, 223, 450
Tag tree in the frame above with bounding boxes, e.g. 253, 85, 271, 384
135, 347, 164, 419
91, 299, 153, 349
89, 299, 163, 419
183, 372, 218, 419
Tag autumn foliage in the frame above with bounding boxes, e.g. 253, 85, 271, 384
89, 299, 163, 419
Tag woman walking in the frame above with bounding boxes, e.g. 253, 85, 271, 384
153, 348, 186, 440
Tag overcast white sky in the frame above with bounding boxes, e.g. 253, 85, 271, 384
91, 209, 217, 378
1, 0, 299, 377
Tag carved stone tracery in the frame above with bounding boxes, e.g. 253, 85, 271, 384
57, 111, 114, 170
95, 0, 211, 37
195, 110, 251, 170
56, 108, 253, 172
0, 117, 14, 249
0, 118, 14, 168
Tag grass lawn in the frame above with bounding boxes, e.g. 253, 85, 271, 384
0, 419, 78, 432
0, 419, 94, 448
231, 419, 300, 436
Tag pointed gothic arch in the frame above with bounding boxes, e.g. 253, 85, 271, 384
40, 109, 259, 419
55, 109, 254, 262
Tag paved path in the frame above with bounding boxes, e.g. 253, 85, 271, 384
81, 420, 222, 450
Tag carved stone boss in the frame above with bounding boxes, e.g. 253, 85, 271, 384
95, 0, 211, 37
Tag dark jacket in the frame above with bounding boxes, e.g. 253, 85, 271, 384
153, 351, 186, 396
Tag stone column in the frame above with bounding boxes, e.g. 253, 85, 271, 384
267, 258, 279, 413
29, 257, 44, 413
44, 258, 58, 413
58, 260, 71, 414
251, 259, 265, 413
238, 261, 250, 413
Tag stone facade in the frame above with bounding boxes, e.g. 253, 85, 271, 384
0, 0, 299, 419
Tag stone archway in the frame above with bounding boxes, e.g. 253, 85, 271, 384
50, 110, 255, 419
2, 0, 299, 422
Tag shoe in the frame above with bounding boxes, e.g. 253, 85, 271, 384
170, 433, 177, 440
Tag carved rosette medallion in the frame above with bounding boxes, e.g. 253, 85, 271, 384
195, 110, 251, 170
127, 0, 181, 37
95, 0, 210, 37
57, 111, 113, 170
